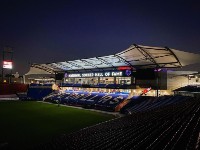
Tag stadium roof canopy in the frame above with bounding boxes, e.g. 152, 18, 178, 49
27, 44, 200, 74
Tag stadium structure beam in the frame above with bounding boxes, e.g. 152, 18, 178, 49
116, 45, 148, 65
30, 44, 199, 74
53, 62, 79, 73
58, 61, 77, 72
54, 61, 80, 73
32, 64, 53, 74
134, 44, 159, 67
155, 65, 159, 97
165, 47, 182, 67
95, 57, 118, 70
116, 44, 183, 69
80, 59, 104, 71
128, 54, 172, 63
114, 54, 135, 69
47, 63, 65, 72
67, 61, 86, 70
152, 54, 173, 59
131, 62, 182, 68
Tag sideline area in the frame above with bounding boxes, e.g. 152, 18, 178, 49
0, 94, 19, 100
39, 101, 125, 117
0, 100, 114, 150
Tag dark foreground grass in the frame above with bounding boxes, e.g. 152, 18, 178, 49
0, 101, 114, 150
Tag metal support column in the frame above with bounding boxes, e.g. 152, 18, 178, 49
155, 67, 159, 97
1, 50, 4, 82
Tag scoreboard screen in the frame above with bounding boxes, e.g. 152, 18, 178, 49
3, 61, 13, 69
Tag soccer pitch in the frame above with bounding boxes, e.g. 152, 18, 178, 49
0, 101, 114, 150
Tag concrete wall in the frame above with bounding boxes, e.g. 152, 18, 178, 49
167, 72, 199, 90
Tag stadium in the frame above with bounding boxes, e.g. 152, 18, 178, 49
1, 44, 200, 149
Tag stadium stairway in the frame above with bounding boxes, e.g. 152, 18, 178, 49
115, 89, 135, 111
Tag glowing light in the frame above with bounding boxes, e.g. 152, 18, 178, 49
154, 68, 161, 72
3, 61, 13, 69
141, 87, 151, 95
118, 66, 132, 70
52, 84, 59, 90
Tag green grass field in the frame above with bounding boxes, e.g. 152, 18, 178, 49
0, 101, 114, 150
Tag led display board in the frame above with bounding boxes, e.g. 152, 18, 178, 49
65, 70, 132, 78
3, 61, 13, 69
117, 66, 132, 70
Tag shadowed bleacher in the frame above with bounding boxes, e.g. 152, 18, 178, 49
35, 96, 200, 150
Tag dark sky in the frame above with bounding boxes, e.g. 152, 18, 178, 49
0, 0, 200, 75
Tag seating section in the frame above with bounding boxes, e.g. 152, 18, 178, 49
120, 95, 191, 114
94, 93, 129, 111
44, 90, 192, 113
120, 96, 154, 113
174, 85, 200, 92
77, 92, 106, 106
35, 96, 200, 150
44, 90, 129, 111
27, 84, 53, 100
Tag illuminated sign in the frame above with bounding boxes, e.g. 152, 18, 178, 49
94, 73, 103, 77
3, 61, 13, 69
68, 74, 81, 77
105, 72, 110, 76
65, 71, 127, 78
82, 73, 94, 77
125, 70, 131, 76
111, 71, 122, 76
154, 68, 162, 72
64, 73, 68, 78
141, 87, 151, 95
118, 66, 132, 70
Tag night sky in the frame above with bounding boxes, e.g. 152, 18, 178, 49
0, 0, 200, 75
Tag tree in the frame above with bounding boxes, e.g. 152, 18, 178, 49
5, 74, 14, 78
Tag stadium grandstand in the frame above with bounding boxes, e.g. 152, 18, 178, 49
22, 45, 200, 109
24, 44, 200, 101
1, 44, 200, 149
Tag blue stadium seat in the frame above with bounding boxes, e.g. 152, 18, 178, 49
27, 87, 53, 100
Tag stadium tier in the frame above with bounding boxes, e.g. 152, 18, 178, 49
120, 95, 191, 114
24, 44, 200, 98
174, 85, 200, 98
27, 83, 53, 100
43, 90, 129, 111
25, 82, 200, 112
21, 44, 200, 113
